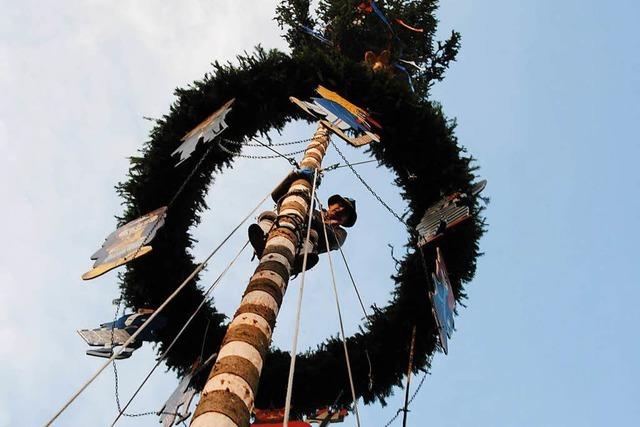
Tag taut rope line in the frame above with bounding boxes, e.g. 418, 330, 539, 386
111, 241, 250, 426
44, 191, 271, 426
317, 199, 362, 427
283, 169, 319, 427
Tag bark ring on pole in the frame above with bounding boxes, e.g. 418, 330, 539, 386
191, 124, 330, 427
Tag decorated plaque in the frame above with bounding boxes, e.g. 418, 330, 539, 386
172, 98, 235, 166
158, 372, 198, 426
429, 247, 455, 354
82, 206, 167, 280
416, 180, 486, 247
290, 86, 380, 147
77, 328, 130, 347
77, 309, 166, 359
158, 353, 216, 426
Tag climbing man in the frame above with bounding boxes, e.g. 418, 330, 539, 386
248, 193, 357, 275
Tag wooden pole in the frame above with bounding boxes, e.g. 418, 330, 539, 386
402, 325, 417, 427
191, 124, 331, 427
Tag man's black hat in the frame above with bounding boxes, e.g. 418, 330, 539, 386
328, 194, 357, 227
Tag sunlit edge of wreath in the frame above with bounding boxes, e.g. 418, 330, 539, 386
115, 46, 485, 414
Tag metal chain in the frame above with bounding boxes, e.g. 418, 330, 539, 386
217, 140, 306, 161
221, 137, 311, 147
322, 159, 378, 172
330, 141, 407, 226
381, 361, 431, 427
112, 357, 197, 419
380, 246, 437, 426
112, 361, 160, 418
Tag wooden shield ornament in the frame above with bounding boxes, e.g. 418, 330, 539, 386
77, 328, 131, 347
416, 180, 487, 246
158, 353, 216, 426
429, 247, 455, 354
172, 98, 235, 166
416, 192, 470, 247
158, 373, 198, 427
82, 206, 167, 280
290, 86, 380, 147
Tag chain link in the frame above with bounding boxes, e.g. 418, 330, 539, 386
330, 141, 407, 226
112, 361, 179, 418
381, 369, 429, 427
221, 137, 311, 147
217, 140, 306, 161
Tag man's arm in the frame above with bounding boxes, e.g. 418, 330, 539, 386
312, 210, 347, 253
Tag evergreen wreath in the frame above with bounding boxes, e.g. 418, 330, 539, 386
114, 0, 486, 415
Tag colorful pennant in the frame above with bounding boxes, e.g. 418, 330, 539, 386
359, 2, 423, 34
172, 98, 235, 166
300, 25, 333, 46
394, 18, 424, 33
398, 59, 425, 72
393, 63, 415, 92
82, 206, 167, 280
369, 1, 394, 32
429, 248, 455, 354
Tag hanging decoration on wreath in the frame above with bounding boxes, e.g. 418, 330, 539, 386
300, 25, 334, 47
158, 353, 217, 427
416, 180, 487, 247
172, 98, 235, 166
82, 206, 167, 280
77, 308, 166, 359
290, 85, 380, 147
429, 247, 455, 354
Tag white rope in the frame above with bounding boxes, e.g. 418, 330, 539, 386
317, 200, 362, 427
283, 169, 319, 427
44, 191, 272, 426
110, 240, 250, 426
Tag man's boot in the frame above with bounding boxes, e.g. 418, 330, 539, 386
248, 211, 277, 258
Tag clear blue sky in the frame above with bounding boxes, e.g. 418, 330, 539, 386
1, 1, 638, 426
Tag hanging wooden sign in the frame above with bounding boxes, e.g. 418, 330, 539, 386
290, 86, 380, 147
416, 180, 487, 247
158, 353, 217, 426
82, 207, 167, 280
158, 372, 198, 426
77, 309, 167, 359
158, 353, 216, 426
172, 98, 235, 166
429, 247, 455, 354
77, 328, 131, 347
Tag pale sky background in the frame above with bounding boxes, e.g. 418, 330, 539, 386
2, 1, 639, 426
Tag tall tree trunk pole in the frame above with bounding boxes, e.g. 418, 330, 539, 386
191, 124, 331, 427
